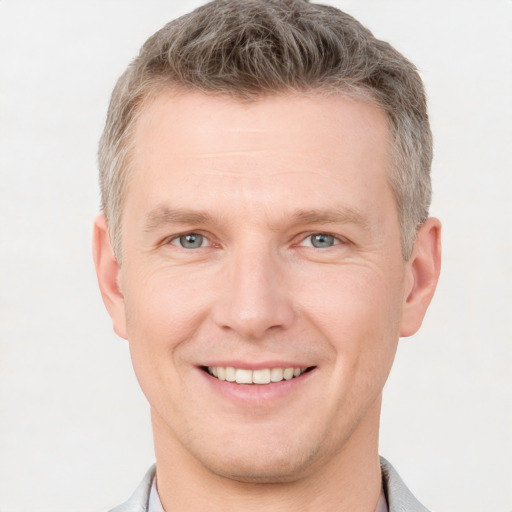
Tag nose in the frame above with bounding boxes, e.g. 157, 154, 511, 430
212, 246, 295, 339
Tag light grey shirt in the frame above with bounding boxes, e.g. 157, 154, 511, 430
148, 478, 165, 512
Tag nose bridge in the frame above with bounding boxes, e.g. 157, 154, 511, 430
213, 239, 293, 338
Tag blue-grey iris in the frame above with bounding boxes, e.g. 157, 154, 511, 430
179, 233, 204, 249
311, 233, 335, 248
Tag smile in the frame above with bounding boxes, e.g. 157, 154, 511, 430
205, 366, 311, 385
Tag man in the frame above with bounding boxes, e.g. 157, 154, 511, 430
93, 1, 441, 511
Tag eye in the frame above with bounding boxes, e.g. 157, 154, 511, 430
300, 233, 339, 249
171, 233, 208, 249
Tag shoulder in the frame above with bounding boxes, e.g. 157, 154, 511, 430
108, 464, 156, 512
380, 457, 430, 512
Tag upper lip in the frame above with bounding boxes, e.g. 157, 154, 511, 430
200, 361, 313, 370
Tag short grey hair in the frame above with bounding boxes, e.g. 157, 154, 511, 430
99, 0, 432, 262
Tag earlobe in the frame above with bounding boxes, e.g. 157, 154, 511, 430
400, 217, 442, 337
92, 214, 128, 340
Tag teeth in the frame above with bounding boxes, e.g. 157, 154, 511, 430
225, 366, 236, 382
270, 368, 283, 382
207, 366, 307, 385
235, 369, 252, 384
283, 368, 294, 380
253, 368, 271, 384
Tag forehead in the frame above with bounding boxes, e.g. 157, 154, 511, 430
132, 91, 390, 176
127, 91, 394, 225
135, 90, 389, 151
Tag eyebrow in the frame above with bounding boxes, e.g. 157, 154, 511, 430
144, 205, 371, 232
145, 207, 214, 232
289, 208, 371, 230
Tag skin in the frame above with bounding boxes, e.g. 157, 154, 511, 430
93, 92, 441, 511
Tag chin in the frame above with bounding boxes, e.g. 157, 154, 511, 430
203, 451, 317, 484
188, 431, 326, 484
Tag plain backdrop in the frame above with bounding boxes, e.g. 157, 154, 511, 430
1, 1, 511, 511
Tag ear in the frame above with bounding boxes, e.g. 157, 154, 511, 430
92, 214, 128, 340
400, 217, 442, 337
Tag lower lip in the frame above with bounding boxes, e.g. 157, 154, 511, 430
198, 368, 315, 405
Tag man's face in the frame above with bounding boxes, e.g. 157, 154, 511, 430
107, 92, 416, 481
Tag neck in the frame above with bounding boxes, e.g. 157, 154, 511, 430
152, 396, 383, 512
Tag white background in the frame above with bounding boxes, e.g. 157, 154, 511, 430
1, 1, 511, 511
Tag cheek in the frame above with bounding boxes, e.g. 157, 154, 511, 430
123, 265, 212, 342
121, 269, 213, 397
297, 264, 403, 369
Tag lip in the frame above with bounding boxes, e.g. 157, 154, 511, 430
197, 364, 316, 405
201, 360, 310, 370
